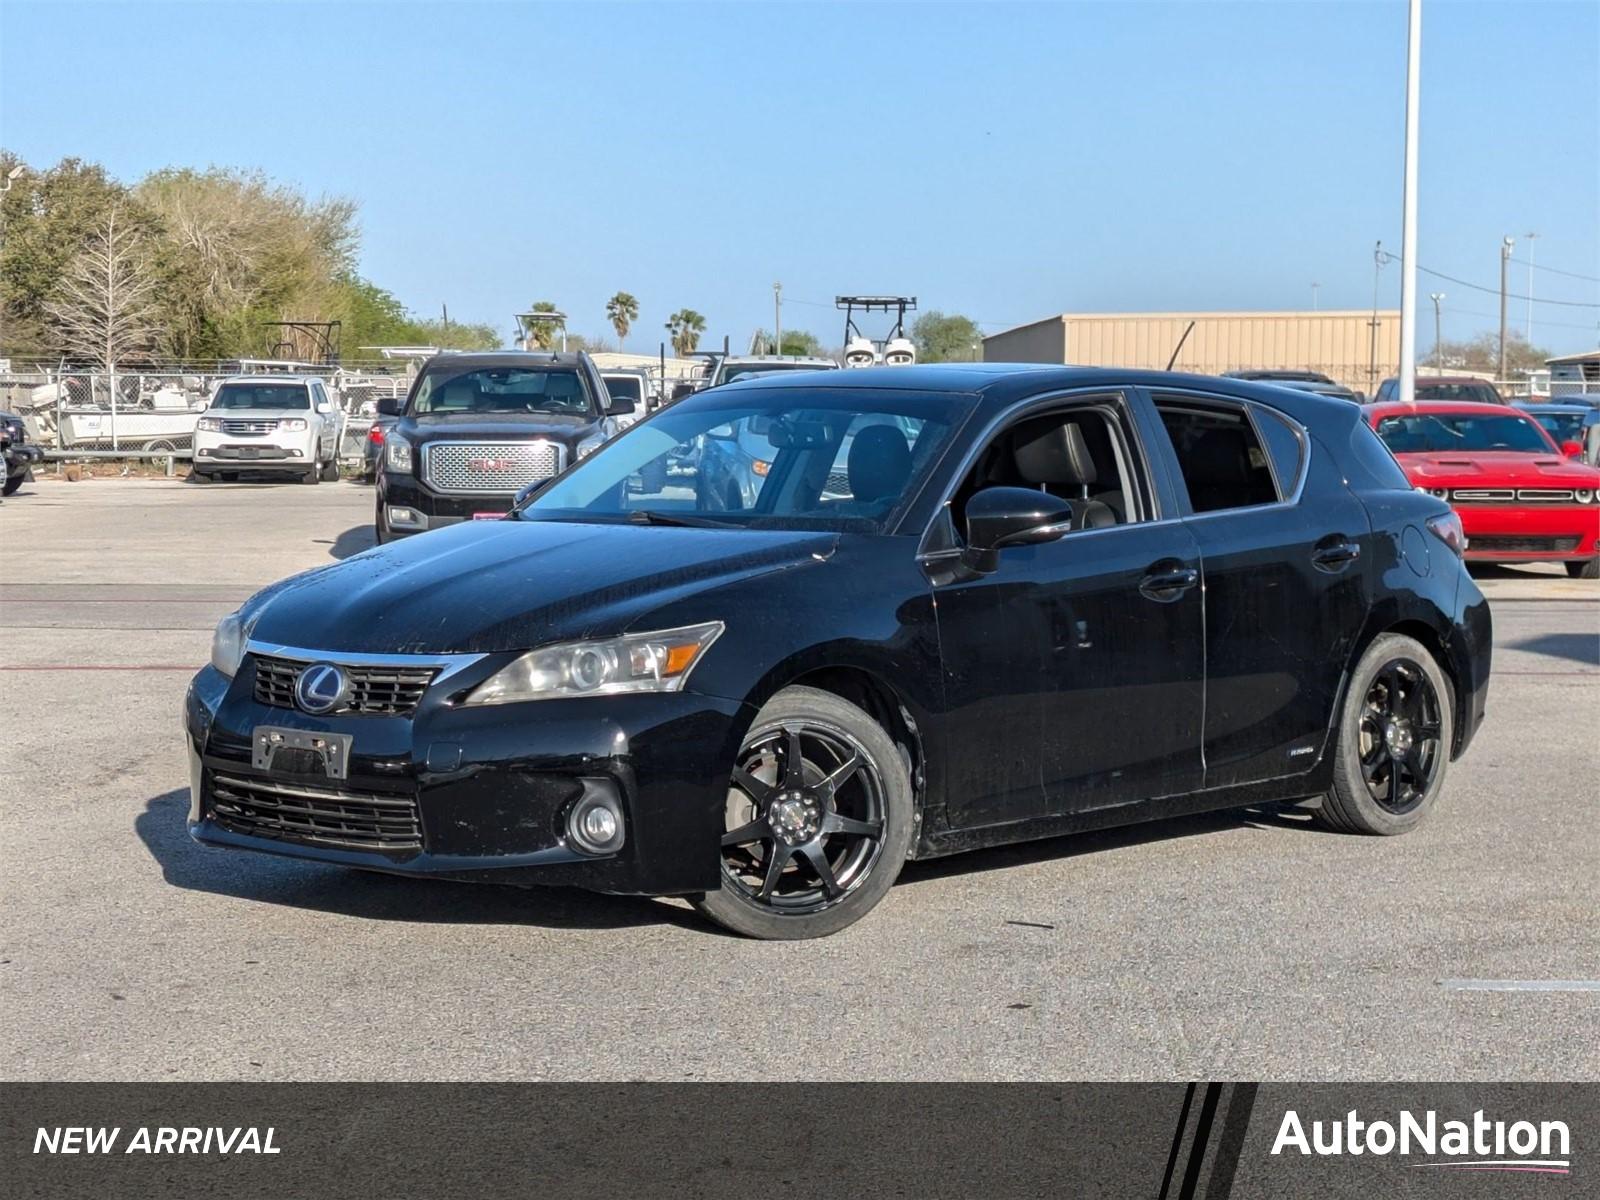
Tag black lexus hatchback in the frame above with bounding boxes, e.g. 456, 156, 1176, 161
186, 365, 1491, 939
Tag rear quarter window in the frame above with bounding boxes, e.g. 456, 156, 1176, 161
1346, 421, 1413, 490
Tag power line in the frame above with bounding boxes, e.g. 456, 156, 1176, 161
1509, 256, 1600, 284
1375, 249, 1600, 306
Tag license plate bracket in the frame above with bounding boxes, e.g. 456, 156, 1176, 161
252, 726, 353, 781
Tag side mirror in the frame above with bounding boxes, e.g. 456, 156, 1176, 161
376, 396, 403, 418
965, 487, 1075, 560
316, 400, 333, 414
1561, 440, 1583, 459
670, 382, 698, 403
513, 479, 550, 507
706, 423, 736, 440
604, 397, 636, 417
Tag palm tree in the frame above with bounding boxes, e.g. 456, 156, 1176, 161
665, 309, 706, 356
605, 292, 639, 349
525, 300, 563, 350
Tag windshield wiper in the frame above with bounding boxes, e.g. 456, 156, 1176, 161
627, 509, 740, 528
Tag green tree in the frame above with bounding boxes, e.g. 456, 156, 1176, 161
752, 328, 827, 357
911, 311, 982, 362
524, 299, 564, 350
666, 308, 707, 356
605, 291, 639, 348
1433, 330, 1551, 378
409, 317, 502, 351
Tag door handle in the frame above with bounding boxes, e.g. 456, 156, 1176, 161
1139, 563, 1199, 602
1312, 539, 1362, 571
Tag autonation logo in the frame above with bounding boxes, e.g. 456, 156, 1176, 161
1272, 1108, 1571, 1175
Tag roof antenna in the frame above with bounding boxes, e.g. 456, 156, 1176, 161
1165, 320, 1196, 371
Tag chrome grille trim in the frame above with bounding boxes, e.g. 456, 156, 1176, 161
423, 439, 566, 494
1451, 488, 1514, 502
252, 655, 438, 716
1517, 488, 1577, 502
220, 419, 277, 436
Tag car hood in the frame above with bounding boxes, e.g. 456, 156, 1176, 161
1396, 451, 1600, 487
245, 519, 838, 654
397, 413, 599, 444
207, 408, 312, 418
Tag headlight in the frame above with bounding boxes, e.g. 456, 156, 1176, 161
386, 438, 414, 472
280, 418, 308, 431
1577, 488, 1595, 504
210, 611, 253, 678
463, 622, 724, 706
575, 430, 607, 460
196, 417, 221, 432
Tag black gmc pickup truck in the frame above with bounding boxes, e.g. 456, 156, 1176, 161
3, 410, 45, 498
374, 351, 623, 541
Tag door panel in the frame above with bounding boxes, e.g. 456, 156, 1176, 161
933, 520, 1206, 828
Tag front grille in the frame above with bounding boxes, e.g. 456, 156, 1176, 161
252, 655, 438, 716
1469, 535, 1581, 554
423, 440, 564, 494
209, 772, 422, 851
220, 419, 277, 436
1453, 488, 1579, 504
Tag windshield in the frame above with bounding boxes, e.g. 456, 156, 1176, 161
722, 362, 834, 384
1374, 412, 1555, 455
603, 376, 642, 411
517, 387, 969, 533
210, 383, 310, 411
1529, 412, 1585, 444
1414, 382, 1503, 404
409, 366, 594, 416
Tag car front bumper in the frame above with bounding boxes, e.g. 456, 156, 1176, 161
1456, 504, 1600, 562
184, 655, 751, 895
377, 472, 521, 537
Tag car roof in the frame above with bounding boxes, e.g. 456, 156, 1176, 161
423, 351, 587, 370
215, 374, 313, 385
1385, 375, 1498, 387
1517, 401, 1595, 414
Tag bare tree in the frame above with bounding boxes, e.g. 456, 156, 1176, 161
44, 206, 160, 371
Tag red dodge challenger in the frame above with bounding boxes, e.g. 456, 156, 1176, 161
1368, 401, 1600, 579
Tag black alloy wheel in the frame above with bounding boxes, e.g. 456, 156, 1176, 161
695, 686, 912, 938
1355, 659, 1442, 814
1319, 632, 1453, 835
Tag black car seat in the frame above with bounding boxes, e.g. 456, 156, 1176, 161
439, 380, 477, 411
846, 425, 913, 509
1011, 422, 1116, 529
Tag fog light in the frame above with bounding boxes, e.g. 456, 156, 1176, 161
566, 781, 625, 855
387, 505, 420, 526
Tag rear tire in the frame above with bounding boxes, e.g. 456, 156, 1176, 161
374, 501, 390, 544
320, 456, 340, 482
1566, 557, 1599, 580
1316, 633, 1453, 835
694, 685, 913, 939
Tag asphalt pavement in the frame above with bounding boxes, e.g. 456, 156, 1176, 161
2, 474, 1596, 1081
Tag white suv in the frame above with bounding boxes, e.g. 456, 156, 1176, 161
192, 376, 343, 483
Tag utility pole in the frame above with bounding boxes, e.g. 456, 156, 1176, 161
1524, 231, 1538, 342
1429, 292, 1445, 374
1368, 240, 1385, 393
1396, 0, 1421, 407
1499, 235, 1515, 382
773, 282, 782, 356
1311, 282, 1320, 311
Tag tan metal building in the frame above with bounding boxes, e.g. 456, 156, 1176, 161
983, 310, 1401, 395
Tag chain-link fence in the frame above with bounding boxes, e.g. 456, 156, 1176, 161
0, 365, 411, 461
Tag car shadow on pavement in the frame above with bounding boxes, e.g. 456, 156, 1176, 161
320, 523, 377, 560
1507, 632, 1600, 668
135, 789, 706, 933
894, 802, 1328, 889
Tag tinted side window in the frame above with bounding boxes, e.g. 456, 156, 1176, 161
1346, 421, 1413, 490
1253, 408, 1306, 497
1154, 399, 1279, 513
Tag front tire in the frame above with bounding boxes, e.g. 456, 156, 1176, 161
1316, 633, 1453, 835
1566, 557, 1599, 580
2, 472, 23, 496
320, 455, 341, 482
694, 686, 913, 939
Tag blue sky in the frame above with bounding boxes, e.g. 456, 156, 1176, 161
3, 0, 1597, 353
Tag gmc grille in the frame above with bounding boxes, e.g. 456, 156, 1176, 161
208, 772, 422, 851
252, 655, 438, 716
423, 440, 565, 494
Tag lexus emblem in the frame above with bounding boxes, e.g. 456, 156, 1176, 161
295, 663, 349, 715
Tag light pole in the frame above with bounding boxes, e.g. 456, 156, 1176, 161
1311, 282, 1320, 311
1369, 240, 1385, 393
1498, 236, 1515, 382
1524, 231, 1538, 342
773, 281, 782, 356
1396, 0, 1421, 406
1429, 292, 1445, 374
